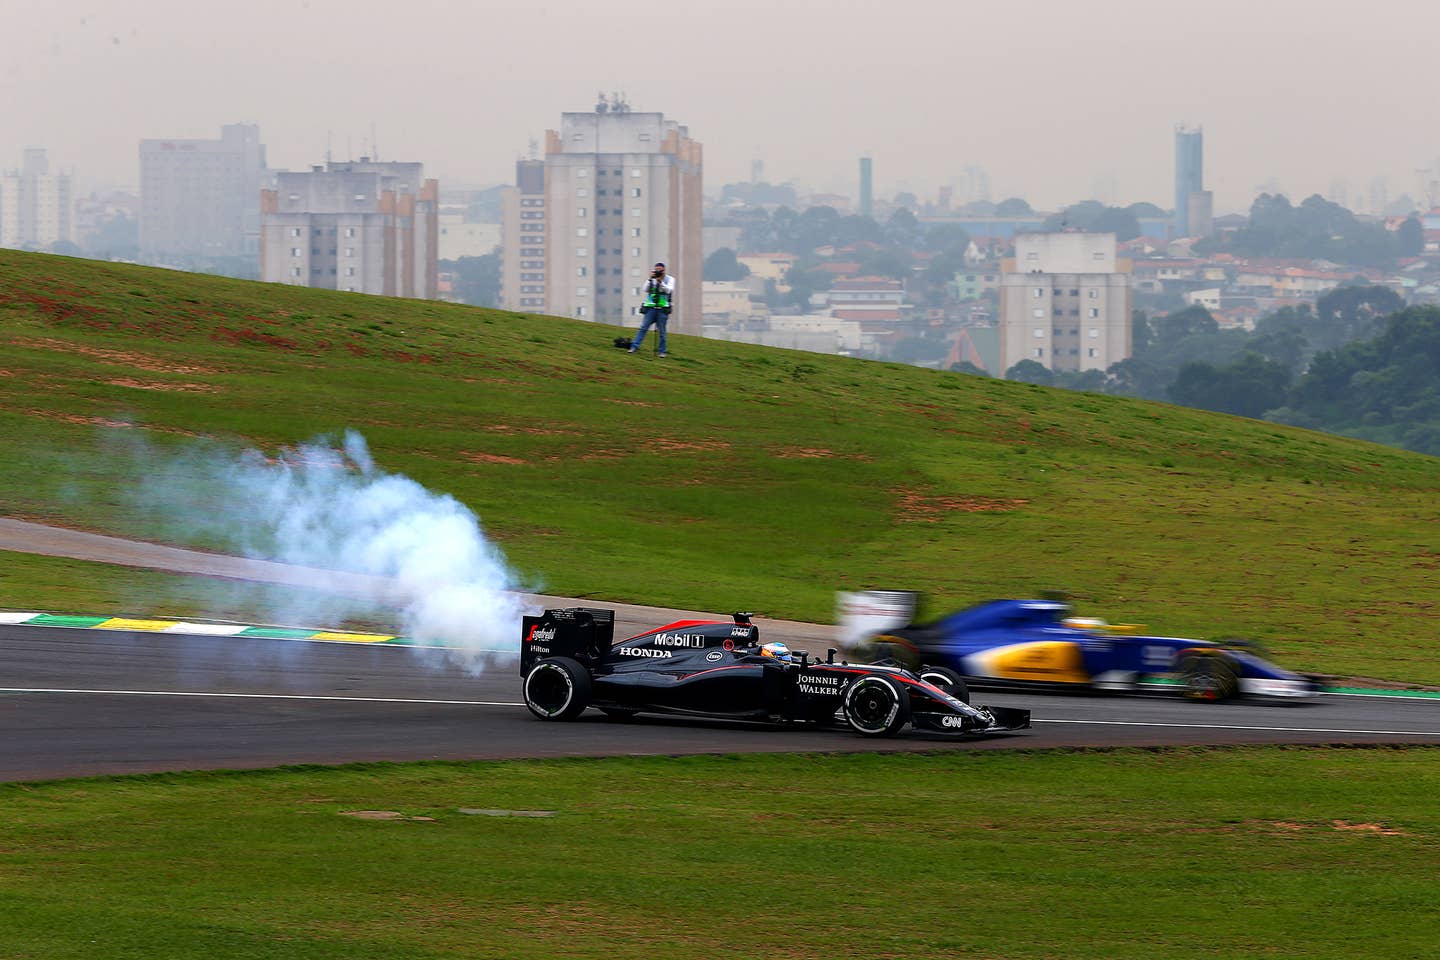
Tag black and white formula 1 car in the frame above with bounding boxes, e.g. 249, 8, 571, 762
519, 607, 1030, 738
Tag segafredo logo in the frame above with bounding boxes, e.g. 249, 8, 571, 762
618, 646, 673, 659
528, 626, 557, 643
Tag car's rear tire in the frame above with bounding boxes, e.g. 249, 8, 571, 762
523, 657, 592, 720
1179, 652, 1239, 702
918, 665, 970, 704
844, 676, 910, 737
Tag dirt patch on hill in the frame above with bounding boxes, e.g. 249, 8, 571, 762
462, 451, 528, 466
648, 437, 730, 452
11, 336, 223, 375
21, 408, 203, 437
482, 423, 580, 437
105, 378, 220, 394
895, 489, 1028, 521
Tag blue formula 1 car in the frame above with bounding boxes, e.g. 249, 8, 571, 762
842, 591, 1320, 702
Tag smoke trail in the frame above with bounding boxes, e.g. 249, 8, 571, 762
128, 430, 525, 670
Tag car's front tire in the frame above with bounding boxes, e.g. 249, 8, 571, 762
1178, 652, 1239, 702
844, 676, 910, 737
918, 665, 970, 704
523, 657, 592, 720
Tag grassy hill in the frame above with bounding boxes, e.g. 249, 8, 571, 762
2, 250, 1438, 681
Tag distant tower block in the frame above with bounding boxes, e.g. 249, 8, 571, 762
859, 157, 873, 219
1174, 125, 1204, 238
751, 158, 764, 183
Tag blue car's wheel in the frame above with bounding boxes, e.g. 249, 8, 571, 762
1179, 653, 1239, 702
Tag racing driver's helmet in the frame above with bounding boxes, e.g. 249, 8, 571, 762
759, 641, 792, 663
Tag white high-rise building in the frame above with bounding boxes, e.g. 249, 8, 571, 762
502, 97, 702, 333
259, 160, 439, 299
139, 123, 267, 266
0, 149, 74, 250
999, 233, 1133, 375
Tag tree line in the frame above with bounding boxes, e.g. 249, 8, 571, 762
1001, 285, 1440, 456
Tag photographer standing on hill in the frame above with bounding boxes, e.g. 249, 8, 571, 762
629, 262, 675, 358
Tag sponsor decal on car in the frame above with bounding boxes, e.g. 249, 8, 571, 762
653, 633, 708, 648
528, 625, 557, 643
797, 673, 848, 697
705, 650, 724, 662
618, 646, 673, 659
730, 626, 754, 639
939, 714, 967, 729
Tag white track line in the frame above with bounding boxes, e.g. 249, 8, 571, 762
1037, 718, 1440, 737
0, 687, 521, 707
2, 688, 1439, 737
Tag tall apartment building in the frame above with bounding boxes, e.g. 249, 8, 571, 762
859, 157, 873, 219
0, 149, 73, 249
139, 123, 268, 266
998, 233, 1132, 375
1173, 125, 1212, 239
259, 160, 439, 298
500, 159, 547, 312
501, 99, 702, 333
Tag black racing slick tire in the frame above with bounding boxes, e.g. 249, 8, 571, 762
523, 657, 592, 720
844, 675, 911, 737
1178, 652, 1240, 702
918, 666, 970, 704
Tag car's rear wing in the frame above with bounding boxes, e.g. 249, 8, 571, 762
520, 607, 615, 675
836, 590, 920, 648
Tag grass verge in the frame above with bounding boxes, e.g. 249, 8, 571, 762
2, 747, 1437, 959
1, 251, 1438, 680
0, 550, 396, 631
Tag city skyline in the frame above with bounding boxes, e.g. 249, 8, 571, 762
5, 0, 1440, 214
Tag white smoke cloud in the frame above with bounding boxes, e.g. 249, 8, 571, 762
128, 430, 525, 671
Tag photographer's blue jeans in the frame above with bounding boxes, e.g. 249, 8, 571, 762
633, 308, 668, 353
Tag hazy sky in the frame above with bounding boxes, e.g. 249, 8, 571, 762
5, 0, 1438, 213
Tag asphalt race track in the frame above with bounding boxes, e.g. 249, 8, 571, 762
5, 622, 1440, 782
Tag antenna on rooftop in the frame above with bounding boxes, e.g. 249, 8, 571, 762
371, 121, 378, 161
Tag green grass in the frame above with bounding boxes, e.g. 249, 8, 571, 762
0, 550, 397, 631
1, 250, 1438, 680
2, 747, 1438, 958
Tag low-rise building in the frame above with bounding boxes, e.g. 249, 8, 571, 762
702, 280, 752, 321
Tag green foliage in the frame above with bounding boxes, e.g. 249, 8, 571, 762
741, 205, 884, 257
440, 253, 500, 307
1198, 193, 1409, 267
1043, 200, 1142, 241
703, 247, 750, 282
1281, 306, 1440, 453
1005, 359, 1054, 385
1168, 352, 1293, 419
994, 197, 1033, 216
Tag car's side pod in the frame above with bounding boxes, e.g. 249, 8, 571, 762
519, 607, 615, 676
